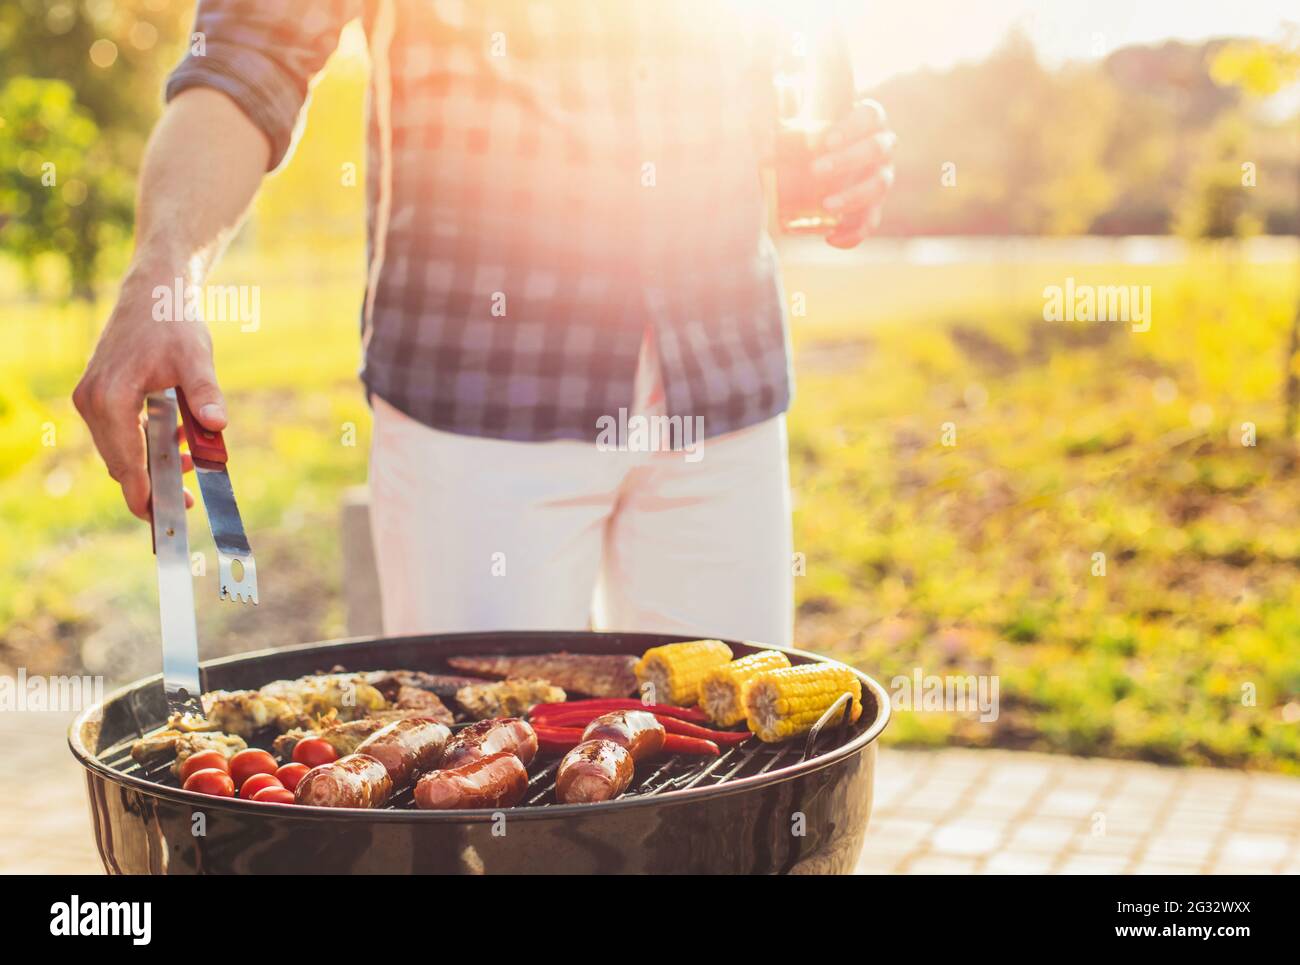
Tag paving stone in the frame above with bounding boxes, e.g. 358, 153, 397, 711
1206, 860, 1283, 875
1073, 832, 1143, 857
929, 819, 1006, 857
1058, 854, 1131, 874
1142, 834, 1216, 862
1217, 833, 1290, 866
904, 854, 982, 874
1006, 818, 1082, 852
1133, 860, 1207, 875
984, 851, 1057, 874
1036, 788, 1105, 819
867, 816, 939, 845
857, 749, 1300, 875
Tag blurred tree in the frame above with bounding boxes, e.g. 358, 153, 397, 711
0, 0, 190, 298
1208, 34, 1300, 437
0, 77, 131, 299
1174, 115, 1261, 242
868, 33, 1293, 237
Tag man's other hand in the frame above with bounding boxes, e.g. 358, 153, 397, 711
814, 99, 897, 249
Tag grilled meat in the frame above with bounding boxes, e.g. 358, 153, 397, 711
294, 754, 393, 808
198, 674, 386, 737
355, 718, 451, 789
259, 673, 387, 723
447, 652, 637, 698
387, 684, 454, 725
201, 689, 302, 737
272, 718, 386, 760
556, 739, 633, 803
581, 710, 664, 763
414, 752, 528, 810
163, 711, 220, 733
455, 678, 565, 720
441, 718, 538, 769
363, 669, 492, 700
130, 729, 248, 777
269, 685, 452, 759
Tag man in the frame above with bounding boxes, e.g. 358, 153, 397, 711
73, 0, 895, 647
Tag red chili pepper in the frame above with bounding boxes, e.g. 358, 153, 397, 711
527, 708, 604, 729
528, 698, 711, 724
532, 725, 585, 756
654, 714, 750, 745
530, 706, 751, 746
662, 733, 720, 756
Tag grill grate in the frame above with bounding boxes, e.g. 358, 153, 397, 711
98, 719, 816, 810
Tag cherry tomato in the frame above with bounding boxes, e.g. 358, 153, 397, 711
292, 738, 338, 768
179, 750, 230, 783
275, 762, 310, 792
239, 772, 283, 800
182, 768, 235, 797
251, 786, 296, 805
229, 749, 278, 788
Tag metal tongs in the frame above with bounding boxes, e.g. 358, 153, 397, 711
146, 389, 258, 723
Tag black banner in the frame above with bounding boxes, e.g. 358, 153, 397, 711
16, 874, 1279, 948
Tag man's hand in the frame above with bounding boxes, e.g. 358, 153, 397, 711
71, 88, 270, 521
73, 265, 222, 520
813, 99, 897, 249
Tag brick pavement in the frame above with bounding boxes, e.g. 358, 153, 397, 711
855, 747, 1300, 875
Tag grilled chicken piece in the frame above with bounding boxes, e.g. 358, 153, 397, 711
164, 711, 220, 733
201, 689, 302, 737
130, 729, 248, 777
447, 653, 637, 698
196, 674, 385, 738
362, 669, 491, 700
273, 718, 385, 761
455, 678, 566, 720
259, 673, 387, 723
270, 686, 451, 759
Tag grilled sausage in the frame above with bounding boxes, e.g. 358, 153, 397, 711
294, 754, 393, 809
555, 739, 633, 804
354, 717, 451, 789
580, 710, 665, 763
414, 751, 529, 810
440, 717, 538, 769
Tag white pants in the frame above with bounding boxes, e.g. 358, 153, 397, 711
368, 332, 793, 646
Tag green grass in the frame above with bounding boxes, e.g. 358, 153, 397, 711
2, 243, 1298, 773
785, 250, 1300, 772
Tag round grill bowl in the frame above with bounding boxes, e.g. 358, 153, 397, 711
69, 631, 890, 874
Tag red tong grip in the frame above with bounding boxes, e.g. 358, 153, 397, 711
175, 387, 228, 466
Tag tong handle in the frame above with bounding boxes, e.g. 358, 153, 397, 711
176, 386, 228, 466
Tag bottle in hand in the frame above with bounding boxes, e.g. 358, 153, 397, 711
772, 17, 855, 235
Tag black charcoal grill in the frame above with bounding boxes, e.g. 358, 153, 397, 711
69, 631, 890, 874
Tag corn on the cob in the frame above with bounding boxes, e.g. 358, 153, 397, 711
635, 640, 733, 706
699, 650, 792, 725
743, 663, 862, 742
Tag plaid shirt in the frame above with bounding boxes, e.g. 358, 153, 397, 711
168, 0, 796, 442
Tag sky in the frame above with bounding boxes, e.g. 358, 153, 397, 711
840, 0, 1299, 86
